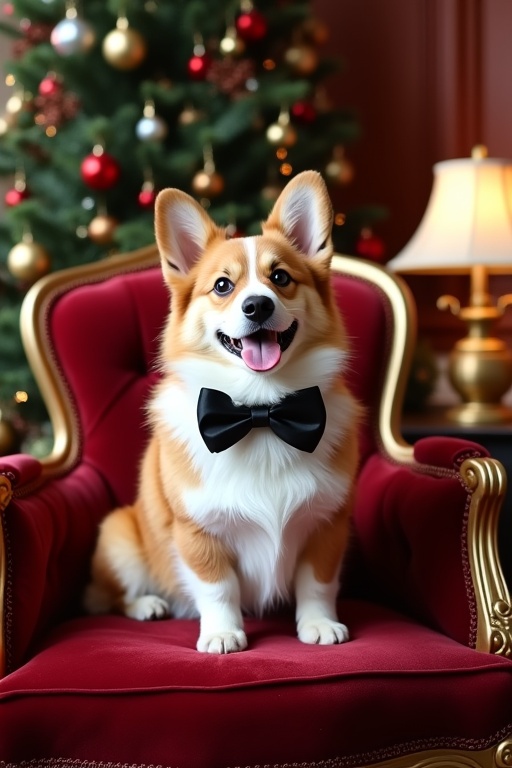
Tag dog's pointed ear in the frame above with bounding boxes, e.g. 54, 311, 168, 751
263, 171, 333, 264
155, 188, 224, 278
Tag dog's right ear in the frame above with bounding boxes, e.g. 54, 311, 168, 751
155, 188, 223, 278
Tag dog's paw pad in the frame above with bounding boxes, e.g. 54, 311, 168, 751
298, 619, 349, 645
197, 630, 248, 654
125, 595, 170, 621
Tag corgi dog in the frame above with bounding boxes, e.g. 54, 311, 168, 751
84, 170, 360, 654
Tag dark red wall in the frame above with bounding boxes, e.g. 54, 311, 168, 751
313, 0, 512, 347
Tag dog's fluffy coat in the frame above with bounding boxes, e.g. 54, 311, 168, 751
84, 170, 360, 653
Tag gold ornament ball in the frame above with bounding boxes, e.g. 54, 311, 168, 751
325, 158, 355, 186
192, 171, 225, 198
302, 17, 329, 45
178, 106, 204, 126
7, 240, 51, 283
284, 45, 319, 76
266, 122, 297, 147
261, 183, 281, 202
102, 27, 147, 70
87, 214, 119, 245
219, 32, 245, 57
0, 415, 18, 455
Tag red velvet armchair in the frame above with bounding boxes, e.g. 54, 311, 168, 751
1, 247, 512, 768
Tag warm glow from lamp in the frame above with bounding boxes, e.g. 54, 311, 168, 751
388, 149, 512, 425
389, 156, 512, 272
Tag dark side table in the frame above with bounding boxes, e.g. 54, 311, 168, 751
402, 408, 512, 591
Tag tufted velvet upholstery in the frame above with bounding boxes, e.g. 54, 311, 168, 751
0, 251, 511, 768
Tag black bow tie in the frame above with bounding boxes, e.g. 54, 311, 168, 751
197, 386, 326, 454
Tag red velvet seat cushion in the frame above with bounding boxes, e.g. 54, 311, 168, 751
1, 601, 511, 767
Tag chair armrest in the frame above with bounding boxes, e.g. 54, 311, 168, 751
351, 436, 509, 651
0, 457, 114, 674
0, 453, 42, 489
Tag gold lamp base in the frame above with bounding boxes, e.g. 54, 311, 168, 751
438, 266, 512, 425
445, 402, 512, 425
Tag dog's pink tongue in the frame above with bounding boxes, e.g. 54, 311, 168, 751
241, 332, 281, 371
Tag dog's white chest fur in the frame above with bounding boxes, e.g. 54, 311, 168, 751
153, 372, 353, 615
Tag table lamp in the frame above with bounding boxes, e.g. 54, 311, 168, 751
387, 147, 512, 425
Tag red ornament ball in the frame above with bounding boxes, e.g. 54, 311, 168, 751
187, 53, 212, 81
81, 152, 120, 190
291, 100, 317, 124
38, 75, 61, 97
356, 230, 386, 262
4, 186, 30, 206
138, 187, 157, 209
235, 10, 268, 42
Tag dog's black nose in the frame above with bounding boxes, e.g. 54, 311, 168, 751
242, 295, 275, 324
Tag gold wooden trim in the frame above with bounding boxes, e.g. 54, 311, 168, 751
358, 733, 512, 768
331, 254, 416, 463
461, 456, 512, 655
20, 244, 160, 478
0, 473, 13, 678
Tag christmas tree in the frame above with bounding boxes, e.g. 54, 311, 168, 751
0, 0, 385, 455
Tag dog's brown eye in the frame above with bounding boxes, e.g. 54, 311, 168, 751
214, 277, 234, 295
270, 269, 292, 287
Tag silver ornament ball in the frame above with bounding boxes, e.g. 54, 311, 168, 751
135, 115, 168, 142
51, 17, 96, 56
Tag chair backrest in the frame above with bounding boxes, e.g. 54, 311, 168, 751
22, 246, 416, 505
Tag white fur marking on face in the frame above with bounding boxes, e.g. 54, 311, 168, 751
243, 236, 258, 283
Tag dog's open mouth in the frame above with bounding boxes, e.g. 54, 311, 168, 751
217, 320, 298, 372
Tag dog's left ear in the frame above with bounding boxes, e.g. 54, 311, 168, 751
263, 170, 333, 263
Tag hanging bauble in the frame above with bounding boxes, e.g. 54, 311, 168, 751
7, 235, 51, 283
226, 223, 243, 239
5, 90, 28, 118
138, 180, 157, 209
266, 121, 296, 146
192, 144, 224, 198
178, 105, 204, 125
291, 100, 317, 124
0, 413, 18, 456
135, 102, 168, 142
325, 150, 355, 186
81, 147, 121, 190
0, 111, 16, 136
50, 12, 95, 56
192, 170, 224, 198
284, 45, 319, 76
102, 17, 147, 70
266, 108, 297, 147
301, 17, 329, 45
4, 186, 30, 207
38, 72, 62, 97
355, 228, 386, 262
261, 182, 281, 202
5, 169, 30, 207
188, 53, 212, 80
235, 9, 268, 42
219, 25, 245, 57
87, 214, 118, 245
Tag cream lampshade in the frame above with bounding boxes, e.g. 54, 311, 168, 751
388, 148, 512, 424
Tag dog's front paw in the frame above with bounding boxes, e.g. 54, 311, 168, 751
298, 618, 349, 645
125, 595, 170, 621
197, 630, 248, 654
